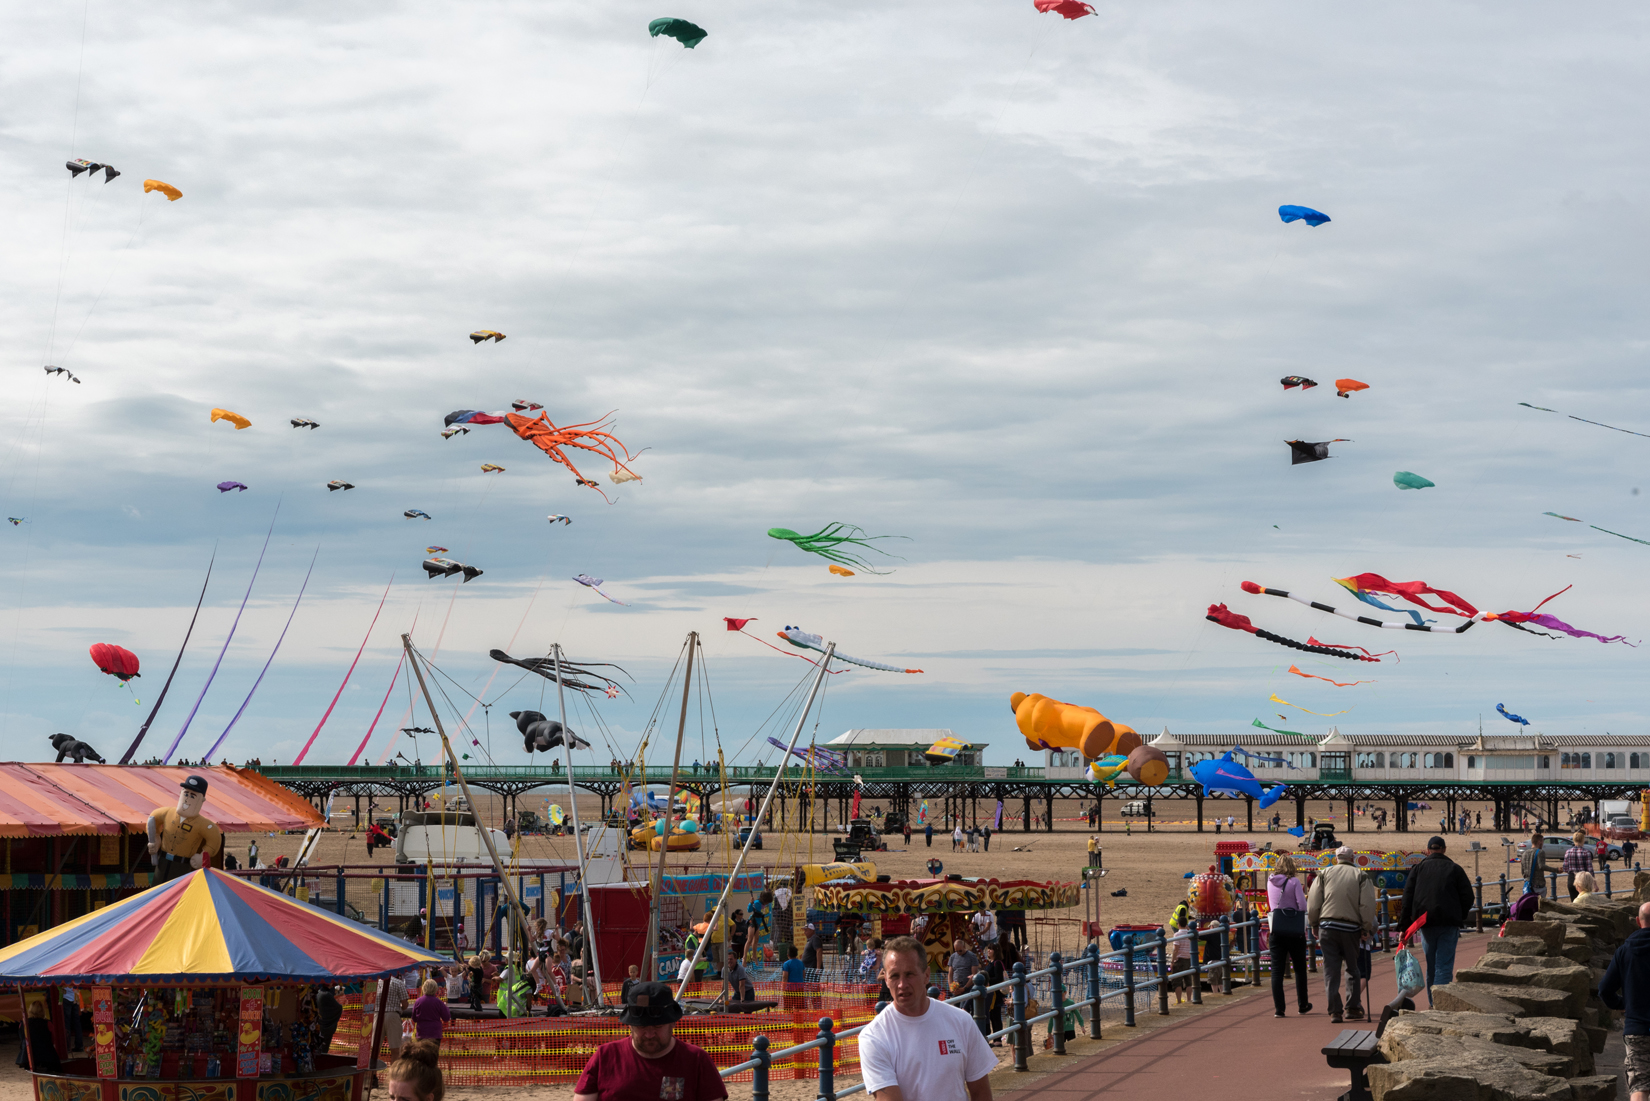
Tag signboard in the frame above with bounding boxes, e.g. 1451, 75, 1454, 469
982, 767, 1007, 779
92, 987, 116, 1079
237, 987, 264, 1079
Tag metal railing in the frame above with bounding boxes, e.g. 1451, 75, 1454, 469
718, 914, 1267, 1100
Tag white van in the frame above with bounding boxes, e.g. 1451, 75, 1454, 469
393, 810, 512, 865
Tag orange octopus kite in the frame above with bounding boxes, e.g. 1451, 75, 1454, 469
443, 408, 642, 501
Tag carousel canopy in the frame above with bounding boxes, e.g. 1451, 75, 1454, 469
813, 876, 1079, 914
0, 868, 448, 985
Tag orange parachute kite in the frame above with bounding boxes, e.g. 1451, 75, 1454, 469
210, 408, 251, 430
1335, 379, 1369, 398
144, 179, 182, 201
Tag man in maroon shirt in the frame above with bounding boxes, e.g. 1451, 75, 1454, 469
574, 982, 727, 1101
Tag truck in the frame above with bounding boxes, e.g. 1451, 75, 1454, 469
393, 810, 512, 866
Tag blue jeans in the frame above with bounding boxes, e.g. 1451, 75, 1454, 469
1418, 925, 1459, 1005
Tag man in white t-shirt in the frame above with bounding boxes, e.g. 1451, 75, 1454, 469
971, 909, 997, 946
859, 936, 996, 1101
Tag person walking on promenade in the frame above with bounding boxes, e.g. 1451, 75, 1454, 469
925, 821, 933, 847
1564, 831, 1594, 900
1398, 835, 1475, 1007
860, 936, 996, 1101
1307, 845, 1375, 1024
1267, 854, 1312, 1017
1521, 831, 1548, 898
1600, 900, 1650, 1101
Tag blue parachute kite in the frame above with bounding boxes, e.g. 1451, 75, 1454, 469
1278, 205, 1331, 227
1497, 703, 1530, 726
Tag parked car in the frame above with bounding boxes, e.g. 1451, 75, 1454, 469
882, 813, 907, 836
737, 827, 764, 850
1518, 835, 1625, 865
1120, 801, 1154, 818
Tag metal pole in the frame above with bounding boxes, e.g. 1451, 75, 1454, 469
1050, 951, 1067, 1055
675, 642, 836, 998
646, 633, 697, 981
750, 1037, 770, 1101
1123, 938, 1136, 1027
816, 1018, 836, 1101
551, 644, 604, 1003
1086, 942, 1101, 1040
1156, 929, 1169, 1015
1219, 916, 1233, 996
402, 634, 533, 961
1474, 876, 1484, 933
1012, 963, 1029, 1072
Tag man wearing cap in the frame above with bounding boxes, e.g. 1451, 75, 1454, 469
573, 981, 727, 1101
146, 775, 223, 883
1398, 836, 1475, 1007
1306, 846, 1376, 1023
860, 935, 995, 1101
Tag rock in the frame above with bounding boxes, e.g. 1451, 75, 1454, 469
1369, 1053, 1574, 1100
1464, 958, 1592, 1016
1521, 1017, 1594, 1075
1566, 1075, 1620, 1100
1502, 921, 1567, 953
1430, 982, 1529, 1017
1377, 1032, 1575, 1078
1487, 936, 1554, 958
1380, 1011, 1526, 1047
1451, 969, 1585, 1017
1583, 1024, 1606, 1054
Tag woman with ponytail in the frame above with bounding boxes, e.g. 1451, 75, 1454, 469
386, 1040, 443, 1101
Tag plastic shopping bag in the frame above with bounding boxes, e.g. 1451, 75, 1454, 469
1394, 944, 1425, 995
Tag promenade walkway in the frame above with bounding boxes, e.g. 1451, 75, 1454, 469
999, 932, 1497, 1101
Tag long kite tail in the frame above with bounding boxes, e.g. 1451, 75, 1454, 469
778, 629, 922, 673
1205, 604, 1382, 661
733, 628, 851, 673
163, 506, 279, 762
1238, 582, 1478, 634
200, 548, 318, 761
348, 609, 416, 766
293, 572, 393, 765
122, 547, 215, 764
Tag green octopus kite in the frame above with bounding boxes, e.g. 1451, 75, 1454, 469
767, 523, 907, 574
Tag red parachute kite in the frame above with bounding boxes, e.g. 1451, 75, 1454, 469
1035, 0, 1097, 17
89, 643, 141, 682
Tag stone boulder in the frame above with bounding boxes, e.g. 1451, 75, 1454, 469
1463, 957, 1592, 1016
1500, 921, 1567, 954
1431, 980, 1573, 1019
1368, 1052, 1575, 1100
1486, 936, 1556, 959
1379, 1011, 1594, 1077
1377, 1032, 1574, 1078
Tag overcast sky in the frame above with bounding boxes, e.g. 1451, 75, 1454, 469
3, 1, 1648, 769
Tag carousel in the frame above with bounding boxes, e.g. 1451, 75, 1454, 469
0, 867, 448, 1101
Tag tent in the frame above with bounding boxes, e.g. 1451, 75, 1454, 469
0, 868, 447, 984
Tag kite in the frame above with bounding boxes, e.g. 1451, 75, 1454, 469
1188, 752, 1286, 807
1332, 574, 1477, 618
828, 565, 855, 577
404, 509, 431, 519
1480, 585, 1637, 645
924, 736, 966, 764
512, 710, 592, 753
1280, 376, 1317, 391
469, 330, 506, 343
1498, 703, 1530, 726
768, 523, 906, 573
487, 649, 631, 697
66, 159, 119, 182
425, 546, 449, 554
43, 366, 80, 383
727, 618, 851, 672
1591, 525, 1650, 547
724, 617, 756, 631
1394, 472, 1435, 490
1240, 581, 1473, 633
1033, 0, 1097, 17
441, 427, 469, 439
1287, 439, 1350, 465
51, 734, 106, 763
574, 574, 628, 605
547, 514, 571, 525
1087, 746, 1171, 787
290, 418, 320, 429
764, 736, 849, 772
143, 179, 182, 201
1270, 694, 1349, 717
210, 409, 251, 430
1205, 603, 1388, 659
480, 464, 505, 473
444, 409, 644, 498
215, 481, 248, 493
1307, 637, 1396, 660
1278, 205, 1330, 226
1287, 665, 1366, 687
778, 625, 923, 673
1335, 379, 1368, 398
326, 480, 355, 491
605, 685, 620, 698
90, 643, 140, 683
6, 518, 24, 525
1544, 512, 1581, 522
649, 17, 707, 47
1251, 718, 1309, 738
1518, 403, 1650, 439
609, 469, 641, 484
512, 400, 542, 412
423, 557, 483, 582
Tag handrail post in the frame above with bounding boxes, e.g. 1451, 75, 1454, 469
1247, 912, 1260, 989
1155, 929, 1170, 1015
1012, 962, 1029, 1072
1548, 870, 1558, 900
1086, 942, 1101, 1039
1122, 936, 1136, 1028
1189, 927, 1202, 1005
1606, 864, 1613, 898
1049, 951, 1067, 1055
1219, 916, 1233, 996
816, 1017, 836, 1101
972, 972, 990, 1040
751, 1036, 770, 1101
1474, 876, 1484, 933
1499, 872, 1508, 917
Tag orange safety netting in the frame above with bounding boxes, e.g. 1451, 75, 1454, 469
332, 984, 882, 1085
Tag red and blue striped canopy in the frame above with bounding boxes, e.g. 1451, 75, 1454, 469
0, 868, 448, 985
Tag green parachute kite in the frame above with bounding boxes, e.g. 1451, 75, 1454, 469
649, 17, 707, 47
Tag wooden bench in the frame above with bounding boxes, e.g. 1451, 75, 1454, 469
1321, 1028, 1380, 1101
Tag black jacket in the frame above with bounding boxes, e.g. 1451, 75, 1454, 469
1398, 852, 1475, 930
1603, 927, 1650, 1034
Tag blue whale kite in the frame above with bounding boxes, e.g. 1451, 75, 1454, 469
1188, 751, 1287, 808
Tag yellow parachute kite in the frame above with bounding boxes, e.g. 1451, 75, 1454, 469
480, 464, 505, 473
210, 408, 251, 430
828, 564, 855, 577
143, 180, 182, 201
469, 330, 506, 344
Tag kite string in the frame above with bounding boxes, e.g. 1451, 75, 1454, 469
291, 572, 394, 765
121, 546, 215, 764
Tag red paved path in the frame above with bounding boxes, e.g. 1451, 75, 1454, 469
1017, 932, 1492, 1100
